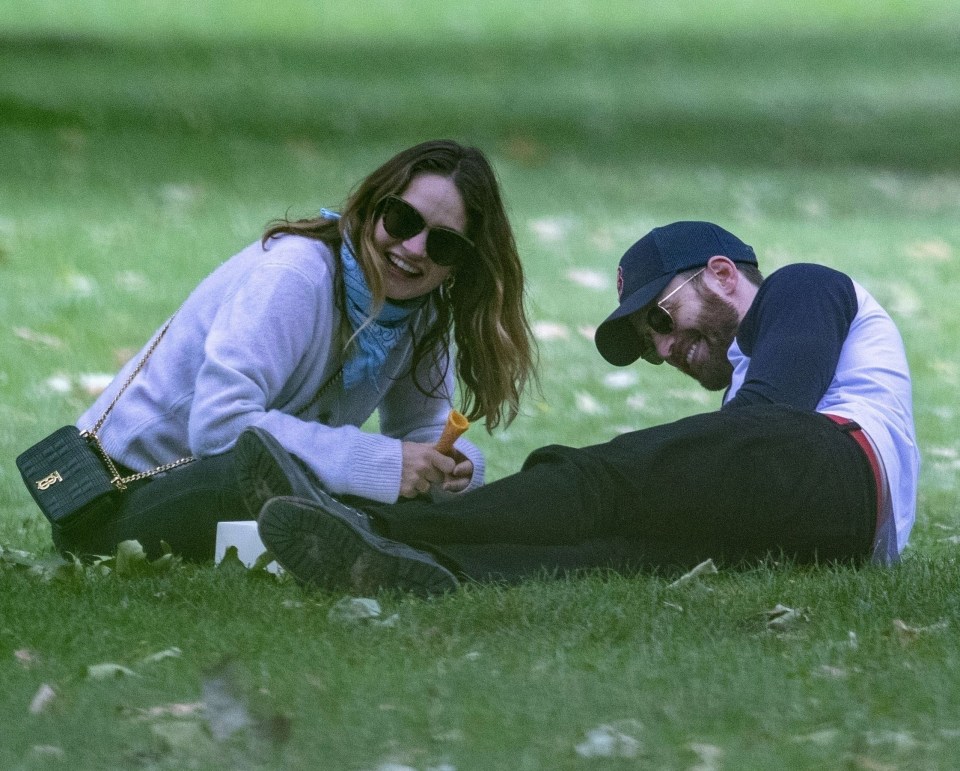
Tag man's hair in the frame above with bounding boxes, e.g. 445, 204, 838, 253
737, 263, 764, 287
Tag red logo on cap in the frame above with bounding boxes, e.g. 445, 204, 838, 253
616, 265, 624, 301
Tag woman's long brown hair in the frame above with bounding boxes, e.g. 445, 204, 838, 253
262, 140, 536, 431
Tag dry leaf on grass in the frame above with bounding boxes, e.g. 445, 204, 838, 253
667, 559, 718, 589
140, 647, 182, 666
30, 746, 64, 759
29, 684, 56, 714
689, 742, 723, 771
892, 618, 949, 645
328, 597, 399, 627
328, 597, 381, 622
762, 603, 810, 631
151, 720, 216, 753
574, 720, 643, 759
122, 702, 205, 721
15, 648, 40, 668
14, 327, 64, 349
202, 661, 253, 742
87, 663, 138, 680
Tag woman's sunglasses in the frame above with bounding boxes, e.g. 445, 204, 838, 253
378, 195, 476, 267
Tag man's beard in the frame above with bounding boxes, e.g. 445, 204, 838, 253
674, 292, 741, 391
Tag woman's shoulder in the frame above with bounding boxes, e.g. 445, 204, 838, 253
219, 233, 337, 293
260, 233, 336, 270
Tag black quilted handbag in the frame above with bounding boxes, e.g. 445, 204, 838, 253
16, 425, 120, 526
16, 316, 194, 529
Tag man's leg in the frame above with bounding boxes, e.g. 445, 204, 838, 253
375, 403, 875, 568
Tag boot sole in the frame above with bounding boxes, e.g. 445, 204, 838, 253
258, 497, 459, 598
234, 428, 297, 517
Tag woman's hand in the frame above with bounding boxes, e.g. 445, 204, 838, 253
439, 449, 474, 493
399, 442, 456, 499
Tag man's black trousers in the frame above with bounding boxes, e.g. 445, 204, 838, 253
374, 404, 878, 582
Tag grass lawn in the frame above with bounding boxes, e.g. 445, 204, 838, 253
2, 1, 960, 768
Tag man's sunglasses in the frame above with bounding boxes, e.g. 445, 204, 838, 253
638, 268, 705, 364
378, 195, 476, 267
645, 268, 705, 335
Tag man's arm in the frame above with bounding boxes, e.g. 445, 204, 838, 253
723, 263, 859, 411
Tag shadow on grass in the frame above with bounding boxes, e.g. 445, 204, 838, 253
1, 27, 959, 168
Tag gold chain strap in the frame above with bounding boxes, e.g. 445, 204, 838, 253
83, 315, 195, 490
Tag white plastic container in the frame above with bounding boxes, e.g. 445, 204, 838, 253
214, 521, 279, 573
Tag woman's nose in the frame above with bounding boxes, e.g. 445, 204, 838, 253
401, 229, 429, 256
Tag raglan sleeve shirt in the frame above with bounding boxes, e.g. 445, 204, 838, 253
722, 263, 857, 411
722, 263, 919, 561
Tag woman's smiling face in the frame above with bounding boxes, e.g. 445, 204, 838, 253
373, 173, 465, 301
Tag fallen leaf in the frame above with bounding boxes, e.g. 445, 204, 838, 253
532, 321, 570, 341
574, 392, 607, 416
78, 372, 114, 397
667, 559, 718, 589
689, 742, 723, 771
123, 702, 205, 721
814, 665, 849, 679
151, 720, 216, 753
29, 684, 56, 714
565, 268, 609, 290
328, 597, 382, 623
202, 661, 252, 742
892, 618, 949, 645
15, 649, 39, 668
87, 663, 138, 680
14, 327, 64, 348
574, 720, 642, 759
216, 545, 247, 575
42, 374, 73, 394
93, 539, 182, 577
528, 216, 571, 243
762, 603, 810, 631
251, 550, 279, 573
114, 540, 150, 576
140, 647, 182, 666
30, 746, 64, 759
793, 728, 840, 745
851, 756, 897, 771
602, 371, 638, 390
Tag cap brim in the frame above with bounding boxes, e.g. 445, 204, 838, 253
594, 274, 673, 365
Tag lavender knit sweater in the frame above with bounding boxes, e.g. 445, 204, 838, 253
77, 234, 484, 503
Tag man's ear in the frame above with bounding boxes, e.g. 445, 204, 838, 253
704, 255, 739, 295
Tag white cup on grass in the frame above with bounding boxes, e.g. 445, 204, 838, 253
214, 521, 279, 573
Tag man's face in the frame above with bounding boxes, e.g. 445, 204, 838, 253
628, 274, 741, 391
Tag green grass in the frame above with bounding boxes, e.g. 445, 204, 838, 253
2, 0, 960, 767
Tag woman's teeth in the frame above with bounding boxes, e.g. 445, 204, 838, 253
388, 254, 419, 276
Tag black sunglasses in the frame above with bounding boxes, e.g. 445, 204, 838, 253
378, 195, 476, 267
645, 268, 705, 335
638, 268, 705, 364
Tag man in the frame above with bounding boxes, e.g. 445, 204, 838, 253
236, 221, 919, 597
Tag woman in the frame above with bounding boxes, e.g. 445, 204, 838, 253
53, 140, 535, 561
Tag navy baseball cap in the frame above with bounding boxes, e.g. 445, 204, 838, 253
594, 221, 758, 366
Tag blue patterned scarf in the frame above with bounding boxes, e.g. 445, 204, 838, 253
321, 209, 421, 390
